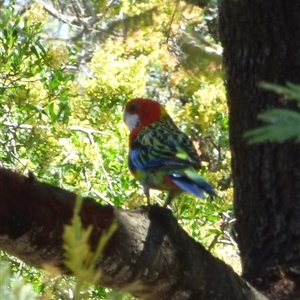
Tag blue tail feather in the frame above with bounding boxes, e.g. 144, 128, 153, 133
166, 171, 217, 198
168, 177, 205, 198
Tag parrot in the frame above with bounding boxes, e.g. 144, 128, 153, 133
123, 98, 218, 207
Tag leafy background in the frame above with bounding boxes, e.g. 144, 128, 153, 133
0, 0, 236, 299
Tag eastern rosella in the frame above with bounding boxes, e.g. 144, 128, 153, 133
123, 98, 217, 207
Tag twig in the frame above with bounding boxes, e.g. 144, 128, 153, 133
166, 0, 180, 44
2, 122, 113, 137
39, 0, 82, 27
92, 189, 115, 206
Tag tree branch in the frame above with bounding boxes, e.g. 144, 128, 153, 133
0, 168, 267, 300
39, 0, 83, 27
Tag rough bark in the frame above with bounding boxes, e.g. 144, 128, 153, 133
219, 1, 300, 299
0, 168, 267, 300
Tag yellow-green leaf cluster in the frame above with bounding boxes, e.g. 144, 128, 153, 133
83, 44, 148, 102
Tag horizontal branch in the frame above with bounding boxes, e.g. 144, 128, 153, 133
0, 168, 267, 300
3, 121, 111, 135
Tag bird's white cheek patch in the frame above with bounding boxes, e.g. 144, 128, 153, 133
125, 114, 140, 131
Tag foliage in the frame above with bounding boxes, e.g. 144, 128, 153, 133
0, 0, 234, 298
245, 82, 300, 143
0, 2, 76, 182
63, 196, 118, 299
0, 262, 38, 300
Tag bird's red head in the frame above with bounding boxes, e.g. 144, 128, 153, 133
124, 98, 168, 144
124, 98, 167, 135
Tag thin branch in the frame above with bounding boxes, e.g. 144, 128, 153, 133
2, 122, 112, 137
39, 0, 83, 28
92, 189, 115, 206
81, 0, 96, 21
166, 0, 180, 44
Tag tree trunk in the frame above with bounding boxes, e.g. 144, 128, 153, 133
219, 1, 300, 298
0, 168, 267, 300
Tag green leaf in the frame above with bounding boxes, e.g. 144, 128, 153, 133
48, 102, 57, 122
35, 39, 46, 55
260, 81, 300, 105
57, 102, 71, 123
33, 105, 48, 117
12, 15, 21, 27
245, 109, 300, 143
30, 46, 40, 59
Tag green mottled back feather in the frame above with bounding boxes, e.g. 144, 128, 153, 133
129, 114, 201, 172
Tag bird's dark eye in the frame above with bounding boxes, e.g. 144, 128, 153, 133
128, 103, 139, 113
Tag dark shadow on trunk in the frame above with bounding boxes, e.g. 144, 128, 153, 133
219, 1, 300, 298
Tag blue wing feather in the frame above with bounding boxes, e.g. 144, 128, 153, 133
129, 148, 165, 170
